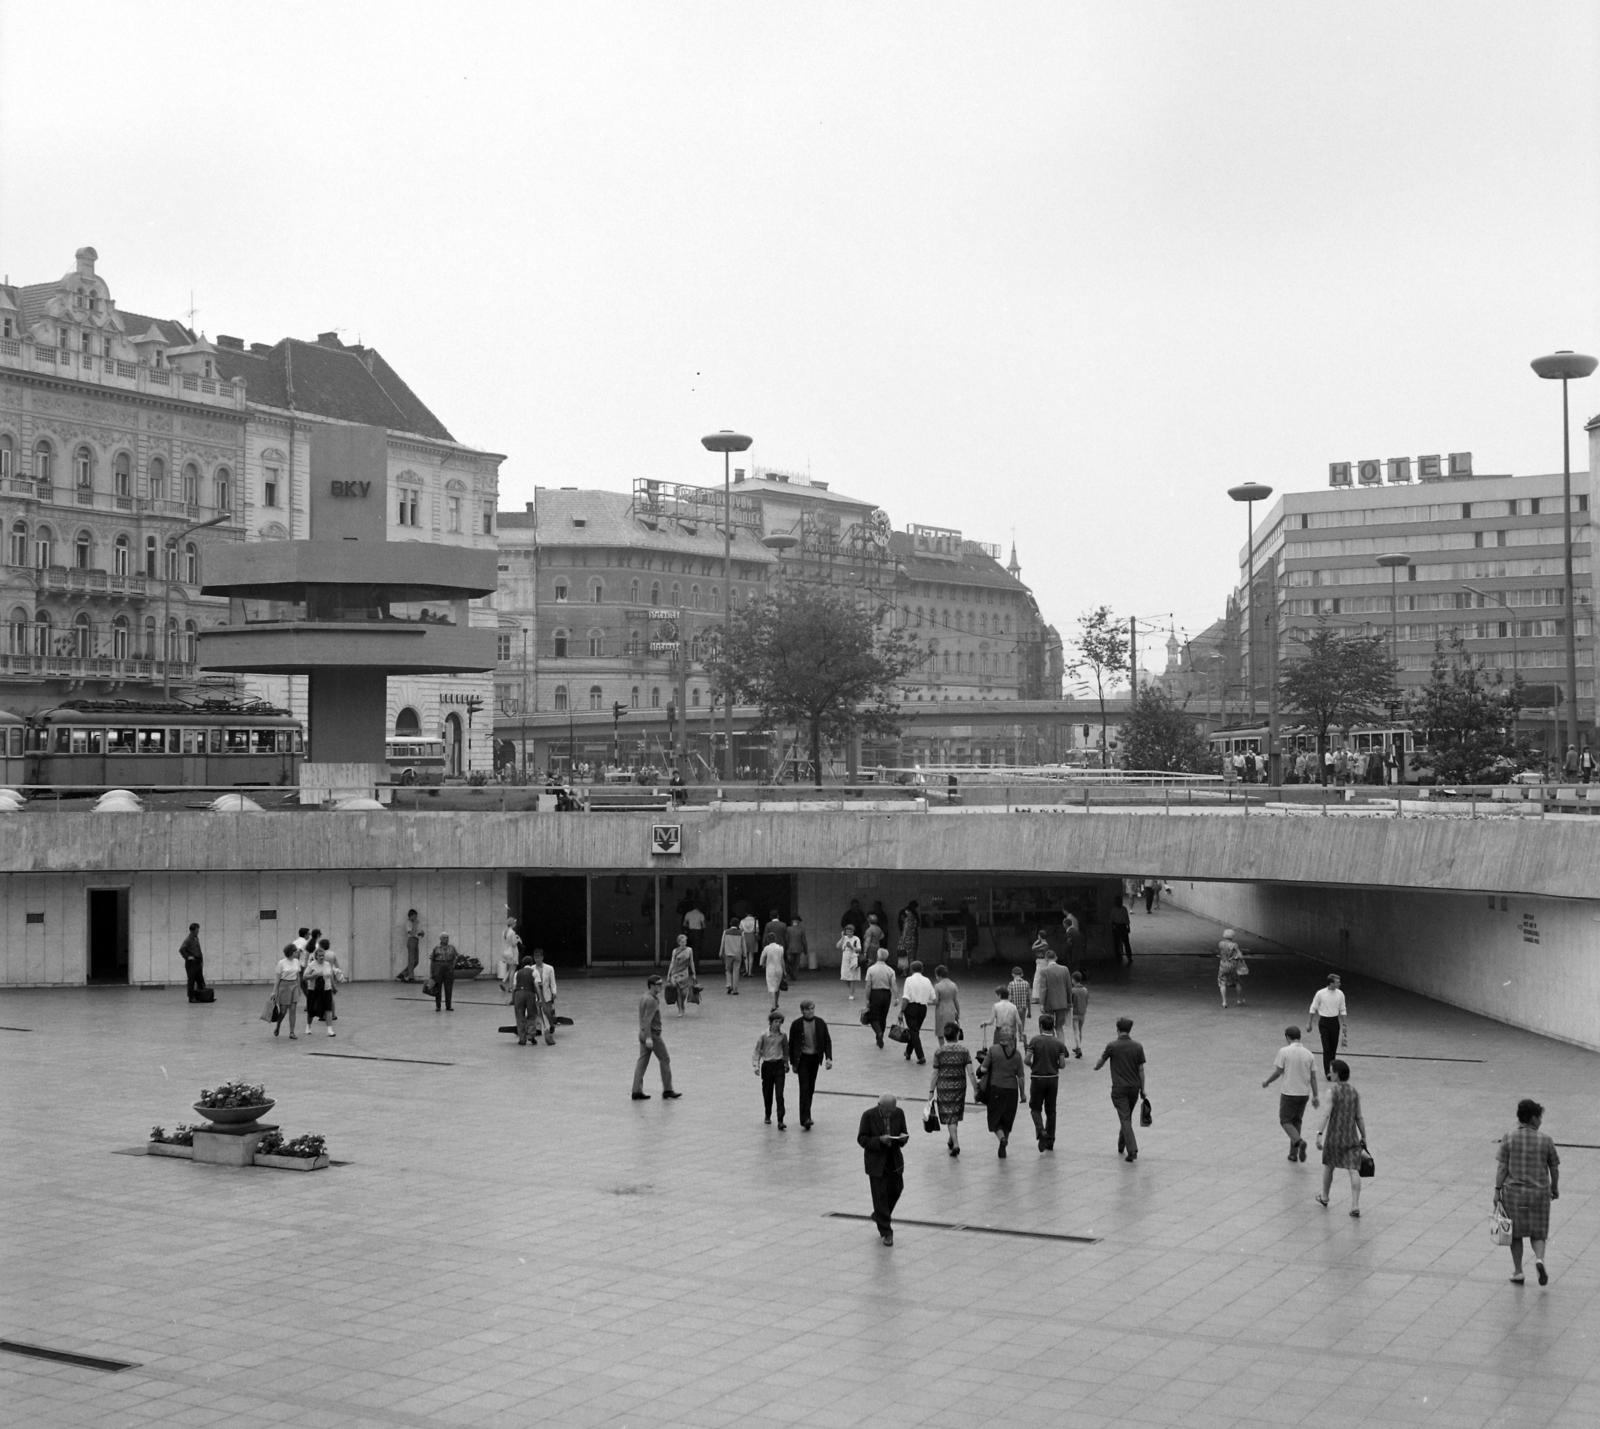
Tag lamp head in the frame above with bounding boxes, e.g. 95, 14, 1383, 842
1227, 482, 1273, 504
701, 430, 753, 454
1531, 351, 1598, 381
1375, 553, 1412, 569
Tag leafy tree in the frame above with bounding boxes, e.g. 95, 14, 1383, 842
1072, 606, 1128, 769
1121, 686, 1219, 773
705, 582, 922, 787
1276, 619, 1397, 784
1409, 635, 1531, 783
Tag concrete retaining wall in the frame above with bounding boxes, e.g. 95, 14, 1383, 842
1166, 880, 1600, 1052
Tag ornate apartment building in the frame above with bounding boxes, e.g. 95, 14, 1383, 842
0, 248, 502, 771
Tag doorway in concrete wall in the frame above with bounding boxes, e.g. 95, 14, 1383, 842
350, 885, 393, 979
519, 875, 587, 967
87, 888, 129, 984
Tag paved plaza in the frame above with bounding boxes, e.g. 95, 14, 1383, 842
2, 905, 1598, 1429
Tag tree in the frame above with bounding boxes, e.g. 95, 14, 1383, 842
1409, 635, 1531, 783
1121, 686, 1219, 773
1276, 620, 1397, 784
705, 582, 922, 787
1072, 606, 1128, 768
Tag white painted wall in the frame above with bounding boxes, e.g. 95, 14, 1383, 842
1166, 880, 1600, 1052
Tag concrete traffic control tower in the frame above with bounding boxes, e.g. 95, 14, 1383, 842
198, 426, 497, 799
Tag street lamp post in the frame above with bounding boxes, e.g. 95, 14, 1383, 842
1228, 482, 1274, 779
163, 513, 230, 699
701, 430, 753, 782
1531, 350, 1597, 761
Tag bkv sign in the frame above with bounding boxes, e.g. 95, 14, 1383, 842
1330, 453, 1472, 487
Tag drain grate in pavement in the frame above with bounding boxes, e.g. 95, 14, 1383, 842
309, 1052, 455, 1066
0, 1340, 139, 1372
825, 1212, 1099, 1244
1344, 1053, 1484, 1063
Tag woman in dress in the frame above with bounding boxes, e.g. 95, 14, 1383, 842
983, 1027, 1026, 1159
1216, 930, 1246, 1008
1496, 1098, 1560, 1285
1315, 1058, 1368, 1215
666, 934, 696, 1018
270, 942, 304, 1039
302, 941, 342, 1037
929, 1023, 977, 1156
839, 926, 863, 1000
896, 901, 920, 973
499, 916, 523, 1001
932, 965, 961, 1045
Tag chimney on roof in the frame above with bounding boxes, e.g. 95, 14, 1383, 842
249, 342, 273, 355
74, 246, 98, 279
525, 501, 534, 513
316, 331, 342, 348
216, 335, 244, 350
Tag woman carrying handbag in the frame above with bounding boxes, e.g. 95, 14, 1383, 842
1315, 1058, 1369, 1216
268, 942, 304, 1040
928, 1023, 978, 1157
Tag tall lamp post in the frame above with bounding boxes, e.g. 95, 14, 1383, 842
163, 513, 230, 699
1376, 553, 1412, 775
701, 430, 753, 782
1531, 350, 1597, 761
1227, 482, 1274, 778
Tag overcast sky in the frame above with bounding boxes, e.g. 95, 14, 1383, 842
2, 3, 1596, 664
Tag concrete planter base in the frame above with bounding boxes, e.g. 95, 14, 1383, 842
253, 1153, 330, 1171
147, 1142, 193, 1159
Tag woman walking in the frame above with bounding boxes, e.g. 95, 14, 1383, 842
1216, 930, 1247, 1008
897, 900, 921, 974
983, 1027, 1025, 1159
499, 915, 523, 1001
270, 942, 304, 1039
839, 926, 863, 1000
303, 940, 343, 1037
1315, 1059, 1368, 1215
753, 1010, 790, 1128
932, 965, 961, 1045
929, 1023, 977, 1156
1496, 1099, 1560, 1285
666, 934, 696, 1018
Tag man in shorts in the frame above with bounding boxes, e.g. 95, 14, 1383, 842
1261, 1025, 1320, 1161
1068, 971, 1089, 1058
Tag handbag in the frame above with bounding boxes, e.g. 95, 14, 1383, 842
972, 1056, 991, 1105
422, 978, 435, 996
860, 1007, 873, 1026
261, 997, 279, 1023
1358, 1146, 1375, 1178
664, 983, 678, 1005
1489, 1200, 1513, 1247
888, 1022, 909, 1044
779, 976, 789, 992
1139, 1096, 1153, 1127
688, 984, 701, 1004
1234, 958, 1249, 978
923, 1098, 940, 1134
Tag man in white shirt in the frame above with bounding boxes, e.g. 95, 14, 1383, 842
681, 905, 707, 958
863, 949, 897, 1049
1261, 1025, 1320, 1161
530, 947, 558, 1042
1308, 975, 1348, 1077
739, 913, 759, 976
899, 960, 936, 1065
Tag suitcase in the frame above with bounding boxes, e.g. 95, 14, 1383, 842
189, 988, 215, 1004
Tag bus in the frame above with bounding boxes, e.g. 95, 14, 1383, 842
387, 736, 447, 785
23, 698, 302, 789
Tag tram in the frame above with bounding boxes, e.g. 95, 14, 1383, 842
1209, 724, 1420, 781
22, 698, 302, 788
0, 708, 24, 786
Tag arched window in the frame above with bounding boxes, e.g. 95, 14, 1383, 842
112, 616, 129, 660
74, 530, 92, 570
214, 467, 231, 511
165, 542, 178, 581
143, 616, 156, 657
33, 440, 53, 484
591, 580, 603, 604
630, 686, 640, 708
184, 542, 198, 584
148, 456, 165, 500
628, 630, 640, 656
73, 445, 93, 490
145, 535, 158, 578
552, 629, 568, 658
915, 606, 924, 627
113, 452, 131, 498
394, 707, 421, 735
554, 685, 568, 712
690, 636, 701, 662
941, 651, 951, 672
588, 685, 603, 711
8, 521, 26, 568
34, 609, 53, 656
588, 630, 604, 657
114, 534, 130, 576
34, 525, 54, 569
649, 581, 661, 605
184, 620, 198, 663
554, 580, 569, 603
72, 611, 92, 657
0, 434, 12, 480
629, 579, 639, 604
9, 607, 29, 655
690, 585, 701, 609
670, 582, 681, 606
691, 687, 701, 707
651, 687, 661, 708
711, 586, 721, 610
182, 462, 199, 506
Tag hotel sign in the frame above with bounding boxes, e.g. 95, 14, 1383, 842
1329, 453, 1472, 487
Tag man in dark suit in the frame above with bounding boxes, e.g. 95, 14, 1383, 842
857, 1093, 909, 1246
787, 999, 833, 1130
179, 923, 206, 1001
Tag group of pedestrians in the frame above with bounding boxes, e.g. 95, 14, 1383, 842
265, 925, 345, 1039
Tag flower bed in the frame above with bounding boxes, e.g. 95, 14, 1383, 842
196, 1079, 269, 1110
150, 1123, 199, 1147
253, 1130, 330, 1171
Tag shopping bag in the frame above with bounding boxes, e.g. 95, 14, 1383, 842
923, 1099, 940, 1134
664, 983, 678, 1005
688, 984, 701, 1005
1489, 1201, 1513, 1247
1139, 1096, 1153, 1127
261, 998, 279, 1023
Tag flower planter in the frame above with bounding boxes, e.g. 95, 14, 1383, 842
194, 1101, 275, 1125
453, 969, 482, 981
147, 1142, 193, 1159
253, 1152, 330, 1172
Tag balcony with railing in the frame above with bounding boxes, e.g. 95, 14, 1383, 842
0, 651, 195, 683
0, 336, 246, 412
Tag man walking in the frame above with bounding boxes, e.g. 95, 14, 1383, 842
863, 948, 897, 1049
1308, 974, 1348, 1077
631, 975, 680, 1100
1007, 965, 1033, 1035
1093, 1016, 1146, 1162
1068, 972, 1090, 1058
1109, 894, 1132, 962
179, 923, 207, 1001
899, 960, 936, 1065
510, 954, 543, 1047
1027, 1013, 1070, 1151
753, 1010, 790, 1128
787, 999, 833, 1129
530, 947, 557, 1042
720, 917, 744, 994
429, 934, 458, 1011
857, 1093, 909, 1246
681, 902, 706, 958
1039, 952, 1072, 1050
1261, 1025, 1320, 1161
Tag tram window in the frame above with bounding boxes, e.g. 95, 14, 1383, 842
225, 729, 250, 753
251, 730, 276, 754
108, 728, 136, 754
138, 729, 166, 754
275, 730, 293, 753
292, 730, 303, 753
7, 728, 20, 756
87, 730, 104, 754
52, 728, 71, 754
168, 728, 181, 752
209, 729, 223, 754
70, 729, 88, 754
182, 729, 199, 754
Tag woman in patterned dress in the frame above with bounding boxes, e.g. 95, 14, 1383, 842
929, 1024, 977, 1157
838, 928, 863, 1000
1315, 1059, 1368, 1216
1496, 1098, 1560, 1285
